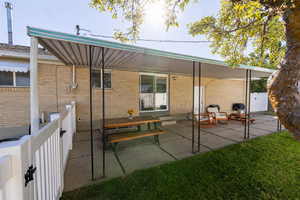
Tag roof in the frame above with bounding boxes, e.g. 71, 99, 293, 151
0, 43, 61, 63
27, 26, 275, 79
0, 43, 51, 55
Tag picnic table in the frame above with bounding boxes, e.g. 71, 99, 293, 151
104, 116, 165, 148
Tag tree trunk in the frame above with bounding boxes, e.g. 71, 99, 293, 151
268, 5, 300, 141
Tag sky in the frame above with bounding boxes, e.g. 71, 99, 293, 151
0, 0, 221, 60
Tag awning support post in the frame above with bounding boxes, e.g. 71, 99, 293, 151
30, 37, 39, 134
192, 61, 195, 153
277, 118, 282, 132
197, 62, 201, 152
101, 47, 106, 178
244, 70, 249, 139
247, 70, 252, 139
89, 46, 95, 180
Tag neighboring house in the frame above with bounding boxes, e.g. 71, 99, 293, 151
0, 40, 265, 133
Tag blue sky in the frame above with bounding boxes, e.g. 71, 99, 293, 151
0, 0, 221, 60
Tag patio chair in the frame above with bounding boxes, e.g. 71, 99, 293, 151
194, 113, 215, 127
206, 105, 228, 124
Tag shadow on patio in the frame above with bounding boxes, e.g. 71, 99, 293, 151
64, 113, 280, 191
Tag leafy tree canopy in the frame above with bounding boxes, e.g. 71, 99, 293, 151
90, 0, 296, 69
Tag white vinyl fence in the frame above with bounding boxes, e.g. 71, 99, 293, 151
0, 101, 76, 200
250, 92, 268, 112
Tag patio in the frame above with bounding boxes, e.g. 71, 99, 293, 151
25, 27, 277, 193
64, 113, 280, 191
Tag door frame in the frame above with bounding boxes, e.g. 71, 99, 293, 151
194, 86, 205, 114
139, 72, 169, 113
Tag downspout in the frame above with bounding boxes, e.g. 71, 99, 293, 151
70, 65, 78, 90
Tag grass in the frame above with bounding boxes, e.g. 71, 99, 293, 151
62, 131, 300, 200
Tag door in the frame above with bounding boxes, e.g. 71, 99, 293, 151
140, 73, 168, 112
194, 86, 205, 114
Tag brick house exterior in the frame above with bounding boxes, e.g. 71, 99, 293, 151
0, 43, 246, 131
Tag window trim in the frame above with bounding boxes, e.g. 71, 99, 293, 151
139, 72, 169, 113
92, 69, 112, 89
0, 71, 30, 88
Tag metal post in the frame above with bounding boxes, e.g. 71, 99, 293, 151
278, 118, 282, 132
279, 120, 282, 132
244, 70, 248, 139
192, 61, 195, 153
277, 118, 282, 132
89, 46, 94, 180
30, 37, 39, 134
5, 2, 13, 45
101, 47, 106, 177
168, 73, 171, 112
197, 62, 201, 152
247, 70, 252, 139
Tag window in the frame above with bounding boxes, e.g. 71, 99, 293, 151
0, 71, 13, 86
92, 70, 112, 89
140, 73, 168, 112
0, 71, 29, 87
16, 72, 30, 87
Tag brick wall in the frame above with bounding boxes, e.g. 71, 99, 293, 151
169, 75, 245, 114
0, 63, 246, 129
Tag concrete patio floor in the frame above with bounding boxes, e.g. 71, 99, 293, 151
64, 113, 282, 191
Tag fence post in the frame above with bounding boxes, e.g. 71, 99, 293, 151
57, 115, 63, 197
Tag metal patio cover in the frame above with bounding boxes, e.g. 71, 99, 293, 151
27, 27, 274, 79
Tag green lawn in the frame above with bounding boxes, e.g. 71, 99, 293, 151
62, 131, 300, 200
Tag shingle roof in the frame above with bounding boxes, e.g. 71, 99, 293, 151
0, 43, 52, 55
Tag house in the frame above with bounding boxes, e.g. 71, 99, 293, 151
0, 27, 279, 196
0, 29, 273, 138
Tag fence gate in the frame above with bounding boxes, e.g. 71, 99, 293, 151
250, 92, 268, 112
0, 102, 75, 200
29, 119, 62, 200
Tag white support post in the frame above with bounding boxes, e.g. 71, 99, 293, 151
30, 37, 39, 134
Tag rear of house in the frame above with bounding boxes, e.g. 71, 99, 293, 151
0, 28, 280, 198
0, 43, 248, 137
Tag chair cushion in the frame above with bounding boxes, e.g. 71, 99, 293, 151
215, 113, 226, 118
199, 116, 209, 121
216, 115, 227, 120
207, 107, 219, 113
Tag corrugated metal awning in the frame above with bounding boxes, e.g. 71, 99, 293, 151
27, 27, 275, 79
0, 60, 29, 72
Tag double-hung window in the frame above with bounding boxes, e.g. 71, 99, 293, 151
0, 61, 30, 87
140, 73, 168, 112
91, 69, 112, 89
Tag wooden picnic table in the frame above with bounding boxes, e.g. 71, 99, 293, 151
104, 116, 165, 145
103, 116, 166, 174
104, 116, 161, 129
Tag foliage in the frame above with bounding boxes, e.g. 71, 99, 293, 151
89, 0, 297, 69
251, 78, 267, 92
62, 131, 300, 200
90, 0, 191, 42
188, 0, 286, 68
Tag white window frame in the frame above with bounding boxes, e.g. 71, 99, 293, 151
139, 72, 169, 113
0, 71, 30, 88
92, 69, 112, 89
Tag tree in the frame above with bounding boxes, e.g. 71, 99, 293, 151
91, 0, 300, 140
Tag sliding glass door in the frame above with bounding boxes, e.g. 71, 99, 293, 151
140, 73, 168, 112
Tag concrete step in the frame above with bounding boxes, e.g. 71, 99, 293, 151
159, 116, 176, 121
162, 120, 177, 126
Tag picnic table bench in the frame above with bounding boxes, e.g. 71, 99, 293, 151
104, 117, 166, 149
